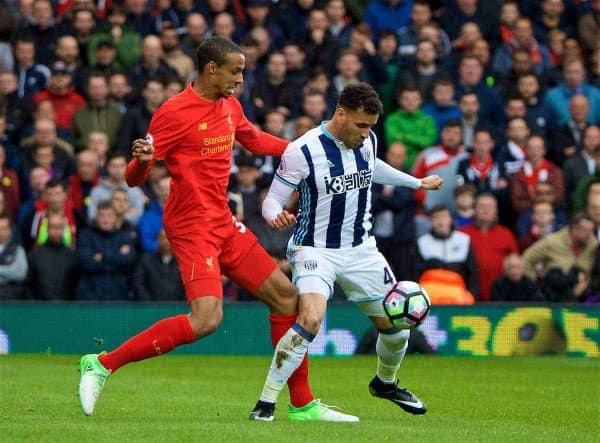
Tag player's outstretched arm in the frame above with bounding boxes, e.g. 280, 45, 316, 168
262, 179, 297, 230
419, 175, 444, 190
125, 138, 155, 187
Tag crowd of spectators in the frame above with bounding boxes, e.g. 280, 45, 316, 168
0, 0, 599, 303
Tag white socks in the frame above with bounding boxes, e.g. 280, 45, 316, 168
376, 329, 410, 383
259, 326, 313, 404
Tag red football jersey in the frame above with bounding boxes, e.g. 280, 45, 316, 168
141, 84, 288, 235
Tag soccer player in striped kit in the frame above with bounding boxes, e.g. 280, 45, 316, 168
250, 83, 443, 421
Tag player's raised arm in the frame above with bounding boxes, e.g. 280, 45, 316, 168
233, 100, 289, 156
125, 138, 155, 186
373, 158, 443, 190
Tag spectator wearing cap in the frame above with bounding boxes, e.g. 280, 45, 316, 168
13, 35, 50, 99
234, 0, 285, 49
545, 58, 600, 127
20, 0, 61, 66
33, 61, 86, 131
87, 5, 142, 71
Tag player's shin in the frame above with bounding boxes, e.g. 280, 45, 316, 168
259, 324, 315, 404
375, 329, 410, 383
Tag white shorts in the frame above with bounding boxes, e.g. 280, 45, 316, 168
287, 238, 397, 317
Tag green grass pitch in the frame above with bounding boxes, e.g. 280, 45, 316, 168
0, 354, 598, 442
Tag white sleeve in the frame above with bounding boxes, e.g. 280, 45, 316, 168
373, 158, 422, 189
262, 178, 295, 222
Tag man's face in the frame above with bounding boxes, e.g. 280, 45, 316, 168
186, 13, 207, 40
47, 215, 65, 245
583, 126, 600, 154
534, 183, 555, 203
326, 0, 345, 21
400, 91, 421, 112
507, 119, 529, 143
143, 81, 166, 108
432, 84, 454, 105
264, 112, 285, 135
303, 94, 326, 120
504, 256, 525, 282
213, 13, 234, 38
505, 99, 526, 119
267, 53, 286, 78
56, 36, 79, 64
514, 19, 533, 46
475, 196, 497, 224
0, 72, 18, 95
161, 29, 179, 52
473, 131, 493, 156
107, 157, 127, 181
430, 209, 453, 236
564, 61, 585, 88
385, 143, 406, 169
459, 94, 479, 117
571, 219, 594, 246
96, 208, 116, 231
73, 10, 95, 34
518, 75, 539, 99
570, 95, 589, 122
459, 58, 482, 85
35, 121, 57, 145
33, 0, 53, 27
338, 107, 378, 149
33, 147, 54, 168
142, 36, 163, 64
45, 185, 66, 211
96, 47, 117, 66
532, 202, 554, 227
88, 77, 109, 102
282, 45, 305, 70
412, 3, 431, 26
337, 54, 361, 78
525, 137, 546, 162
111, 191, 129, 216
15, 41, 35, 66
77, 151, 98, 181
214, 52, 245, 97
109, 74, 131, 99
416, 41, 436, 64
294, 116, 314, 138
512, 52, 532, 74
30, 168, 50, 193
50, 72, 72, 92
441, 126, 462, 148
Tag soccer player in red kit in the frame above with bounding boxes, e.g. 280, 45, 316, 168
78, 37, 356, 422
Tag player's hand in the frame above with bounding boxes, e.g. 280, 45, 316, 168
131, 138, 154, 163
420, 175, 443, 190
268, 210, 297, 230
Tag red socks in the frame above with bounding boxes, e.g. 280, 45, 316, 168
99, 315, 195, 373
269, 313, 314, 407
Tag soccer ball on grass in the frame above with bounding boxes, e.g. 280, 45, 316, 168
383, 281, 431, 329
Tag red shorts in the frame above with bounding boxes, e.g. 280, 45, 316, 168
166, 216, 277, 301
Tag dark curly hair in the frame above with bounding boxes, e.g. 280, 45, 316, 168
337, 82, 383, 116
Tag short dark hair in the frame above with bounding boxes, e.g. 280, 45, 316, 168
337, 82, 383, 116
107, 151, 127, 164
0, 211, 11, 224
97, 200, 115, 212
196, 37, 243, 72
427, 204, 451, 216
45, 178, 65, 190
442, 120, 462, 130
454, 183, 477, 198
569, 212, 593, 228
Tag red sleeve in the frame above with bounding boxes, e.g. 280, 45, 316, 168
411, 154, 427, 178
126, 158, 155, 187
146, 104, 182, 160
233, 100, 288, 156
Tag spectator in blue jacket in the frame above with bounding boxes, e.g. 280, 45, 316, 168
13, 35, 50, 99
364, 0, 413, 41
422, 76, 462, 133
76, 200, 137, 301
138, 175, 170, 253
544, 58, 600, 127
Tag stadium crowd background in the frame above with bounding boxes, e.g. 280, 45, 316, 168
0, 0, 598, 303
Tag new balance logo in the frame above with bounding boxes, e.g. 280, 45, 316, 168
198, 122, 207, 131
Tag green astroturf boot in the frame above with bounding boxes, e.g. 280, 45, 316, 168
287, 399, 359, 422
78, 352, 110, 416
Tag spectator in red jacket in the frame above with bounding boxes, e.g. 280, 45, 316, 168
459, 193, 519, 301
33, 61, 86, 130
510, 134, 564, 216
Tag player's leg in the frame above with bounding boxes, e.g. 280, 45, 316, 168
345, 243, 426, 415
78, 234, 222, 416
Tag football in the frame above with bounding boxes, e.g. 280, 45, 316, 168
383, 281, 431, 329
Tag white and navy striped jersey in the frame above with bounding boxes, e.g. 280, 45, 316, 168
274, 124, 377, 249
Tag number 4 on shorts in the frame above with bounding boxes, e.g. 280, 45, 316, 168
383, 267, 394, 285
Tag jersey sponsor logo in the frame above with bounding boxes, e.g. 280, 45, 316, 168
201, 133, 234, 155
323, 169, 372, 195
304, 259, 318, 271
